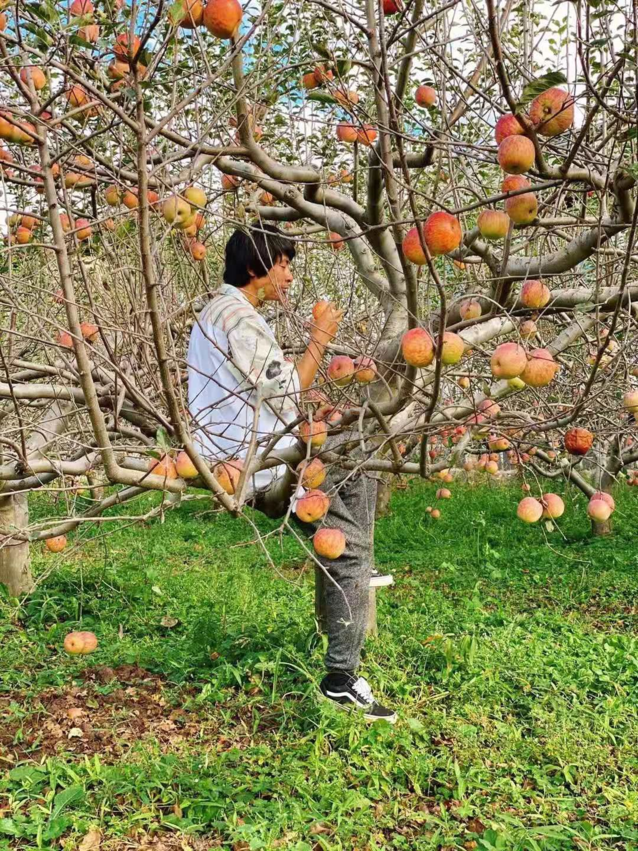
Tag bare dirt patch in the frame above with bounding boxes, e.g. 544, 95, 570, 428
1, 665, 287, 764
1, 665, 217, 762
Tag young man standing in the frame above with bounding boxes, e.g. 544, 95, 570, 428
187, 224, 396, 723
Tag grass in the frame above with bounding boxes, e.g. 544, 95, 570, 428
1, 480, 638, 851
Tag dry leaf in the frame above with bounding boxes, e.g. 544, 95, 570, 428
67, 707, 84, 720
160, 616, 179, 628
78, 829, 101, 851
67, 727, 84, 739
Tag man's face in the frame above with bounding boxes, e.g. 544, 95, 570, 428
253, 254, 294, 304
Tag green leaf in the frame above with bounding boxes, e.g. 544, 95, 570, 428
0, 819, 20, 836
69, 35, 96, 49
156, 426, 171, 451
307, 91, 337, 105
168, 0, 186, 26
406, 717, 426, 733
515, 71, 568, 113
51, 785, 85, 820
335, 59, 352, 77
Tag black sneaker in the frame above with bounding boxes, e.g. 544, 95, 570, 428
319, 672, 397, 724
369, 569, 394, 588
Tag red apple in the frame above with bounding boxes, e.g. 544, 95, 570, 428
529, 88, 574, 137
498, 136, 535, 174
490, 342, 527, 379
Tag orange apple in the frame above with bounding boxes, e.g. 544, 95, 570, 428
295, 489, 330, 523
517, 496, 543, 523
202, 0, 242, 36
401, 327, 434, 367
415, 85, 436, 107
46, 535, 67, 553
175, 449, 199, 478
313, 528, 346, 559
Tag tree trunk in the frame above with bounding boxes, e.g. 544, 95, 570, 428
375, 476, 392, 519
591, 517, 612, 537
0, 492, 34, 596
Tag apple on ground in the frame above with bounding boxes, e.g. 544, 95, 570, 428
63, 631, 98, 655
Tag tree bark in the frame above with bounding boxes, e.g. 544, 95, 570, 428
375, 476, 392, 519
591, 517, 612, 537
0, 492, 34, 596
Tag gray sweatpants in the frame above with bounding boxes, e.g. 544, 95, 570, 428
296, 458, 378, 674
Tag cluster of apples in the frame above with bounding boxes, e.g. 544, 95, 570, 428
148, 450, 252, 496
482, 87, 574, 233
6, 212, 39, 245
518, 489, 615, 526
336, 122, 378, 147
401, 326, 464, 368
56, 321, 98, 349
464, 453, 501, 475
63, 630, 98, 654
302, 64, 360, 111
490, 341, 558, 388
159, 186, 208, 260
173, 0, 243, 38
291, 482, 344, 559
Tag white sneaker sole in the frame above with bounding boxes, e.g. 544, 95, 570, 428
369, 574, 394, 588
317, 689, 398, 724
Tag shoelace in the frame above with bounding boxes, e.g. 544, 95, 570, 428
351, 676, 374, 704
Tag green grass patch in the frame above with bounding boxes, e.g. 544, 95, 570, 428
1, 481, 637, 850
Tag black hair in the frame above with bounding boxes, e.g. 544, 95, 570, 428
223, 223, 296, 288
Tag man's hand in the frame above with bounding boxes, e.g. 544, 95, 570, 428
310, 301, 344, 347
